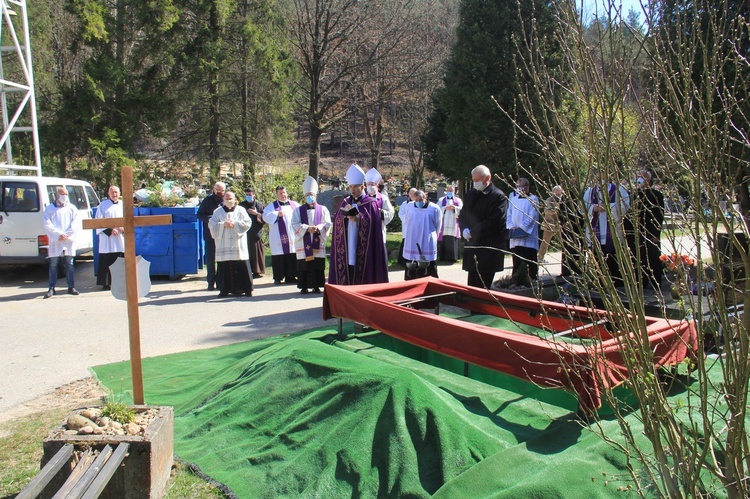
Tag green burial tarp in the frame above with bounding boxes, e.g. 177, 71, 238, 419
92, 324, 731, 497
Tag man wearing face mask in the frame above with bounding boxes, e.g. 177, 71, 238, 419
506, 178, 540, 289
209, 191, 253, 298
364, 168, 395, 245
292, 176, 332, 294
459, 165, 508, 288
437, 185, 463, 262
239, 186, 266, 278
329, 163, 389, 285
198, 182, 227, 290
95, 185, 125, 290
43, 187, 81, 298
263, 186, 299, 284
624, 169, 664, 293
402, 190, 442, 280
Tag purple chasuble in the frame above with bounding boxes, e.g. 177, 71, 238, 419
300, 203, 323, 261
328, 193, 389, 285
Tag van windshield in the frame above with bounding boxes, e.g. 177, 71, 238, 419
1, 181, 40, 212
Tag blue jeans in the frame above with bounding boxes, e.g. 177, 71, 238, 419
48, 255, 75, 289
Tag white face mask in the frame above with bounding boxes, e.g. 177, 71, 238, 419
473, 181, 484, 191
224, 198, 236, 208
366, 185, 377, 195
58, 194, 69, 205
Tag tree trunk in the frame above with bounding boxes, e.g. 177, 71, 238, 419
309, 126, 322, 180
208, 4, 221, 182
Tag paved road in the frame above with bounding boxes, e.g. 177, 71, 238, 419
0, 255, 486, 415
0, 233, 700, 415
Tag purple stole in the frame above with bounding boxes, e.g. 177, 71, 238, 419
273, 201, 292, 254
300, 203, 322, 261
590, 183, 617, 249
438, 196, 459, 241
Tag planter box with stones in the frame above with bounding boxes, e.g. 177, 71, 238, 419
41, 405, 174, 499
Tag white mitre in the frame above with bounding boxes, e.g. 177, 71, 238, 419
302, 176, 319, 195
346, 164, 365, 185
364, 168, 382, 184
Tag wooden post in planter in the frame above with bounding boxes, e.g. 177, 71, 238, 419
83, 167, 172, 404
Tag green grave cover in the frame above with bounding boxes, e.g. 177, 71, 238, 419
92, 325, 731, 497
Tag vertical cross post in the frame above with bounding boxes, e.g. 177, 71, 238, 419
83, 167, 172, 404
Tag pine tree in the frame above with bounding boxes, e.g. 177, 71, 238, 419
424, 0, 560, 184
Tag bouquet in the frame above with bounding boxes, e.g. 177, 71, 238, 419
660, 252, 695, 272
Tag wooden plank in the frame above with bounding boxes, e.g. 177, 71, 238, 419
16, 444, 74, 499
551, 319, 609, 339
64, 445, 113, 499
82, 215, 172, 230
52, 448, 93, 499
80, 443, 129, 499
393, 291, 457, 307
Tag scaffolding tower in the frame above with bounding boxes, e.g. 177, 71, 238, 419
0, 0, 41, 175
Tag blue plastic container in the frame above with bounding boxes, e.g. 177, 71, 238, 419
93, 206, 204, 279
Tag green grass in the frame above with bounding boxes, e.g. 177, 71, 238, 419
0, 408, 70, 496
0, 408, 224, 498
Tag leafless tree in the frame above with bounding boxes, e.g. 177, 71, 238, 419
508, 0, 750, 495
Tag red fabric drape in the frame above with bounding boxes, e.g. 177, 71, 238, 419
323, 277, 698, 410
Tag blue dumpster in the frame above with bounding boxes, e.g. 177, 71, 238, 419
93, 206, 204, 280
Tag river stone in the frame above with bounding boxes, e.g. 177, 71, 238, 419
80, 409, 100, 420
124, 422, 140, 435
78, 426, 94, 435
67, 414, 99, 431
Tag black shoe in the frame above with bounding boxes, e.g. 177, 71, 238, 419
208, 283, 215, 291
244, 292, 253, 297
43, 289, 54, 299
252, 273, 263, 278
102, 285, 111, 291
68, 288, 80, 296
312, 288, 322, 294
300, 289, 309, 294
274, 279, 282, 285
218, 291, 229, 297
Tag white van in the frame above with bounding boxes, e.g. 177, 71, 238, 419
0, 176, 100, 265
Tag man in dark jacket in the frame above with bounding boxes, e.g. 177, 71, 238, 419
625, 169, 664, 291
459, 165, 508, 288
197, 182, 226, 290
239, 186, 266, 277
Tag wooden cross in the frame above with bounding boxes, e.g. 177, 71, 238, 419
82, 166, 172, 404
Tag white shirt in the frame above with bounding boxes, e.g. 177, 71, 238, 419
262, 200, 299, 255
437, 195, 463, 237
402, 202, 442, 261
209, 206, 252, 262
506, 191, 539, 250
291, 203, 332, 260
43, 201, 80, 258
95, 199, 125, 254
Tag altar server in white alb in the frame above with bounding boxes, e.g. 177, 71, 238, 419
209, 191, 253, 298
402, 190, 442, 280
292, 176, 332, 294
263, 186, 299, 285
506, 178, 539, 288
364, 167, 395, 244
436, 185, 463, 262
43, 187, 81, 298
95, 185, 125, 290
